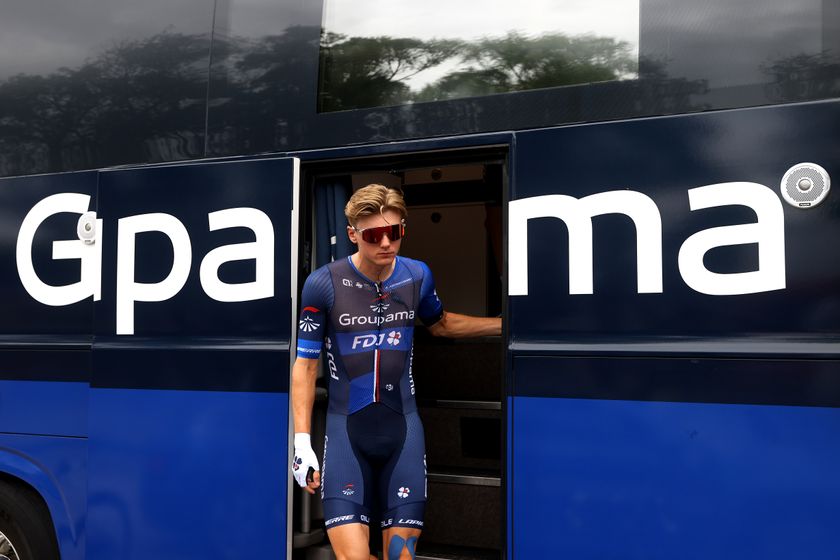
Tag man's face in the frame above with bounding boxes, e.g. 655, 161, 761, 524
348, 210, 404, 269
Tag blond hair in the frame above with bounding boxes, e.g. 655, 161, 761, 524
345, 184, 407, 227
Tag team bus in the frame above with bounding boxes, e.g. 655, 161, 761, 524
0, 0, 838, 558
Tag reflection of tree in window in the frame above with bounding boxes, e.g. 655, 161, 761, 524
318, 31, 637, 111
0, 30, 207, 175
762, 51, 840, 102
318, 33, 462, 111
417, 32, 636, 102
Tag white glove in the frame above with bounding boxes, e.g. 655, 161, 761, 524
292, 433, 320, 488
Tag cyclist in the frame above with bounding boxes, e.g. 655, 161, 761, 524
291, 184, 501, 560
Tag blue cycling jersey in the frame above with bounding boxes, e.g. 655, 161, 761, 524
296, 255, 444, 416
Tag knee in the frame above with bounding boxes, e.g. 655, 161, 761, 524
387, 535, 418, 560
334, 551, 371, 560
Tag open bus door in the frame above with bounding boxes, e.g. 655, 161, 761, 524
88, 157, 299, 559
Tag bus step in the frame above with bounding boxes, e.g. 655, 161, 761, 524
293, 528, 326, 549
427, 472, 501, 487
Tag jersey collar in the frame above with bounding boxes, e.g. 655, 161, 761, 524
346, 255, 401, 286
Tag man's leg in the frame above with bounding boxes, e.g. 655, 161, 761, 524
327, 523, 376, 560
382, 527, 422, 560
378, 410, 426, 560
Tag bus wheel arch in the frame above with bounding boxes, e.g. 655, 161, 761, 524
0, 474, 60, 560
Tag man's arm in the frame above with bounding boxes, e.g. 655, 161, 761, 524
427, 311, 502, 338
291, 356, 321, 494
292, 357, 319, 433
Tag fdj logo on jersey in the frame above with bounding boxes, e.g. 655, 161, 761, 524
351, 330, 403, 350
325, 337, 338, 381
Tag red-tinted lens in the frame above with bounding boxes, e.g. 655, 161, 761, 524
360, 224, 404, 243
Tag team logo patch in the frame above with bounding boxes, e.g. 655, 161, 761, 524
299, 306, 320, 332
397, 487, 410, 499
370, 292, 391, 313
342, 483, 355, 496
385, 384, 394, 391
387, 331, 401, 346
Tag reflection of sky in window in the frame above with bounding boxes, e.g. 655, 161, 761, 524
0, 0, 210, 80
322, 0, 640, 90
646, 0, 822, 88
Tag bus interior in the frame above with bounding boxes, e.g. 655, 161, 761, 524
293, 150, 506, 560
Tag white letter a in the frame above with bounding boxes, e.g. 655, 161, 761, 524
678, 182, 785, 295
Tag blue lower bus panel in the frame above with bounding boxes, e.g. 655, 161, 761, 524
512, 396, 840, 559
0, 380, 87, 437
87, 388, 288, 560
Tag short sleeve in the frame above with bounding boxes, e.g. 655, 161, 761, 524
296, 266, 333, 359
417, 261, 444, 326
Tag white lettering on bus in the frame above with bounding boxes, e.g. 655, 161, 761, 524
199, 207, 275, 303
16, 193, 275, 334
678, 182, 785, 295
509, 182, 785, 296
116, 213, 192, 335
16, 193, 102, 306
14, 181, 789, 335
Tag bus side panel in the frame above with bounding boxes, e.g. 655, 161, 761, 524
511, 391, 840, 559
0, 381, 87, 437
508, 101, 840, 557
0, 171, 94, 437
509, 101, 840, 339
0, 434, 87, 560
86, 389, 287, 559
0, 171, 97, 339
89, 158, 296, 559
0, 171, 94, 556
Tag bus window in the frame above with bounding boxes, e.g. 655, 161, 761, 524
317, 0, 640, 111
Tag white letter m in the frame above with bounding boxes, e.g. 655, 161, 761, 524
508, 191, 663, 296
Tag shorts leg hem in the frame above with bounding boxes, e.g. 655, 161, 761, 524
323, 498, 372, 529
380, 500, 425, 530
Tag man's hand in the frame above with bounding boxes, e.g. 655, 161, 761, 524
292, 433, 321, 494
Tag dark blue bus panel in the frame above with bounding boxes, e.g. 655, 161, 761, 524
0, 159, 299, 559
0, 171, 95, 560
87, 158, 297, 559
509, 100, 840, 558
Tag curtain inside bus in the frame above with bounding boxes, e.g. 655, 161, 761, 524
314, 176, 354, 266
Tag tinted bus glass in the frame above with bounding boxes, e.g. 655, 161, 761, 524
206, 0, 838, 157
315, 0, 837, 113
0, 0, 212, 177
2, 0, 838, 174
317, 0, 640, 111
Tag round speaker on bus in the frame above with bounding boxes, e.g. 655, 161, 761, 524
780, 162, 831, 208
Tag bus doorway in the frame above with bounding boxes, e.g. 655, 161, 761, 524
292, 150, 506, 560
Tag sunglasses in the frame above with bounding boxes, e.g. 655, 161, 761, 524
352, 222, 406, 244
